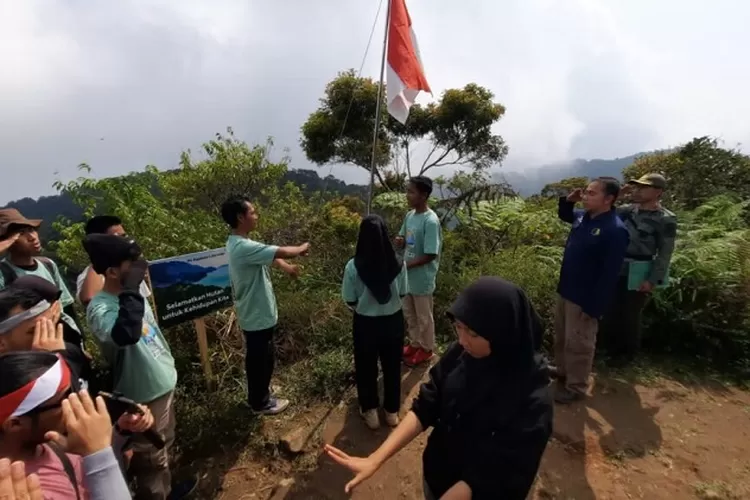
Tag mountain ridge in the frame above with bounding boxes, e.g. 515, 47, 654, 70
2, 153, 644, 239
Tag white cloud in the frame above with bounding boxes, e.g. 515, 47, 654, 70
1, 0, 749, 202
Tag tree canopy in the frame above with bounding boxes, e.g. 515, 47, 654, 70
623, 137, 750, 209
301, 70, 508, 187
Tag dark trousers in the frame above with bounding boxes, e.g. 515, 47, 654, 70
599, 276, 649, 360
353, 310, 405, 414
243, 326, 276, 410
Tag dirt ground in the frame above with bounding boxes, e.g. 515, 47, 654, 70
209, 363, 750, 500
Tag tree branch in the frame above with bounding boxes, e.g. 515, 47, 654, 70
405, 143, 412, 179
419, 143, 441, 173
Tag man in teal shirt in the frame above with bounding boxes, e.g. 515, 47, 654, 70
83, 234, 183, 500
222, 195, 309, 415
0, 208, 83, 347
396, 176, 442, 367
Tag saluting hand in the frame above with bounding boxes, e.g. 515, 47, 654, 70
0, 233, 21, 254
566, 188, 583, 203
31, 318, 65, 352
45, 391, 113, 457
0, 459, 43, 500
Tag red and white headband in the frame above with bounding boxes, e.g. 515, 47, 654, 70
0, 355, 71, 424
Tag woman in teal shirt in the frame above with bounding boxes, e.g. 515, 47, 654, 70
342, 215, 408, 430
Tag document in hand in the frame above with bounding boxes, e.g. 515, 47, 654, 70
627, 261, 670, 291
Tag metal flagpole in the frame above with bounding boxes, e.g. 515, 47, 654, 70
366, 0, 392, 215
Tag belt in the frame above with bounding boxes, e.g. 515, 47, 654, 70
626, 254, 654, 262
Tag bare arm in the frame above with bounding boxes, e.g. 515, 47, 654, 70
325, 411, 424, 494
440, 481, 472, 500
273, 243, 309, 260
406, 254, 437, 270
273, 258, 299, 278
79, 266, 104, 305
370, 411, 423, 465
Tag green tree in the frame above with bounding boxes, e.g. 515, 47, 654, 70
623, 137, 750, 209
163, 130, 288, 213
300, 70, 508, 186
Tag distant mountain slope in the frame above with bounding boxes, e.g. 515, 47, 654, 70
2, 168, 365, 241
498, 154, 642, 196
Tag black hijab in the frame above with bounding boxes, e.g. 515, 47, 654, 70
354, 214, 401, 305
447, 277, 545, 380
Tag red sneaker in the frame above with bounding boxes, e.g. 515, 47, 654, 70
403, 345, 418, 359
406, 349, 433, 367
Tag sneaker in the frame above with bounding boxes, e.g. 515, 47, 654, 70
384, 411, 400, 427
545, 364, 565, 380
554, 386, 585, 405
361, 409, 380, 430
405, 348, 433, 367
167, 476, 199, 500
253, 397, 290, 415
402, 344, 418, 359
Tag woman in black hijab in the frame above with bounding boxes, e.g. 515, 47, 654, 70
328, 277, 553, 499
341, 215, 408, 430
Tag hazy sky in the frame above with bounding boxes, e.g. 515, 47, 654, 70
2, 0, 749, 203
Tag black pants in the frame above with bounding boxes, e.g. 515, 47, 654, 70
599, 276, 649, 361
353, 310, 405, 414
243, 326, 276, 410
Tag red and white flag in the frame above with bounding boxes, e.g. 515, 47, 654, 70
386, 0, 431, 125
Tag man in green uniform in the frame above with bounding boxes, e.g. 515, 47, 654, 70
599, 173, 678, 364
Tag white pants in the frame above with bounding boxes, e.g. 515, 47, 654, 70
403, 294, 435, 351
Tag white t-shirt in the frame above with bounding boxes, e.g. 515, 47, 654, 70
76, 266, 151, 302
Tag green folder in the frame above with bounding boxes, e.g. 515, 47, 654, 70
627, 260, 669, 291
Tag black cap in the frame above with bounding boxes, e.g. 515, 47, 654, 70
9, 275, 62, 303
83, 234, 142, 274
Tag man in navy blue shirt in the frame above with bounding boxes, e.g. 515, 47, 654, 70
552, 177, 629, 404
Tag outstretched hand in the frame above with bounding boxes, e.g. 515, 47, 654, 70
0, 459, 43, 500
324, 444, 381, 494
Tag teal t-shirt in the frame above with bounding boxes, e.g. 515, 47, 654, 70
226, 235, 279, 332
0, 257, 80, 334
399, 209, 442, 296
87, 291, 177, 404
342, 259, 408, 317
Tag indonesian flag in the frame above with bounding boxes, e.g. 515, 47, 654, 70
386, 0, 431, 125
0, 355, 71, 424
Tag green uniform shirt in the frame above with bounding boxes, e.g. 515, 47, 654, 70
0, 257, 80, 334
399, 209, 442, 296
226, 235, 279, 332
341, 259, 408, 317
87, 292, 177, 404
617, 204, 678, 285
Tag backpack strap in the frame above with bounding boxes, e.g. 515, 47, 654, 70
0, 261, 17, 286
36, 257, 57, 278
47, 442, 82, 500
